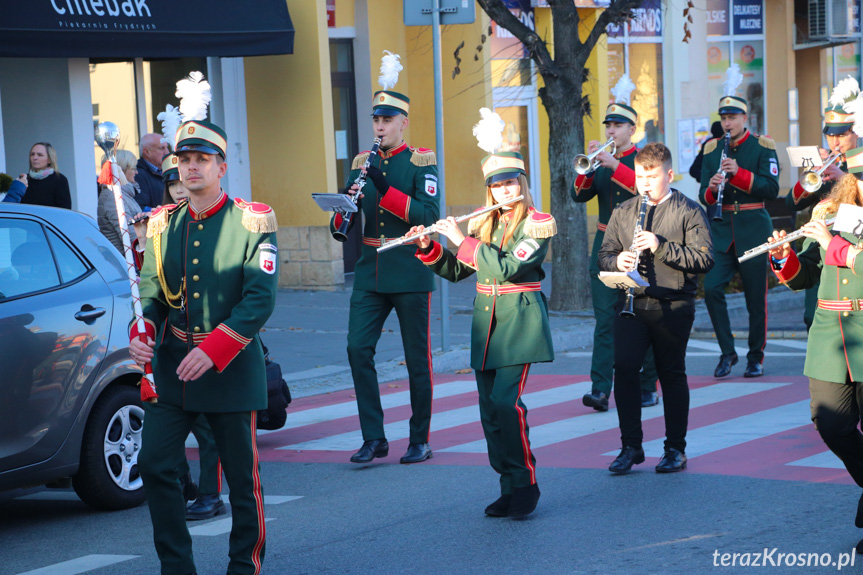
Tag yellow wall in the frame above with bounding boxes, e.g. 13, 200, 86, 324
245, 0, 337, 227
764, 0, 793, 191
334, 0, 354, 28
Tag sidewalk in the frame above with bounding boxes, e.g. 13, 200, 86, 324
263, 265, 806, 398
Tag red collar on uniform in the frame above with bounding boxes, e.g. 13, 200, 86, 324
731, 130, 750, 148
616, 144, 637, 159
189, 191, 227, 220
379, 141, 408, 159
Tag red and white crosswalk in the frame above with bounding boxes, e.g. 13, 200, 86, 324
251, 374, 855, 485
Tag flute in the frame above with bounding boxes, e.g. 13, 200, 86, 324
738, 217, 837, 263
377, 195, 524, 253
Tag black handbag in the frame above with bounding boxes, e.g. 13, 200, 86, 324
257, 344, 292, 431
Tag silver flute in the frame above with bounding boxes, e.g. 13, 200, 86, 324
738, 217, 837, 263
377, 195, 524, 253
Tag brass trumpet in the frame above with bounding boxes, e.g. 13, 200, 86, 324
800, 151, 842, 193
573, 137, 616, 175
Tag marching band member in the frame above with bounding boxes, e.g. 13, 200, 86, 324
769, 143, 863, 542
570, 74, 659, 412
700, 64, 779, 379
600, 143, 714, 474
786, 77, 859, 329
130, 76, 277, 574
331, 51, 439, 465
409, 109, 555, 518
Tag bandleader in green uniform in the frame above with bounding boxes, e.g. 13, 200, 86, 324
770, 149, 863, 538
158, 154, 226, 521
699, 88, 779, 379
571, 98, 658, 411
130, 120, 277, 575
411, 146, 555, 518
331, 65, 440, 464
785, 77, 859, 328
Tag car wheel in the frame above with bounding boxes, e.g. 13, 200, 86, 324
73, 385, 146, 510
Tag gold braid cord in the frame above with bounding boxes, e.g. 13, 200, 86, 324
153, 232, 185, 309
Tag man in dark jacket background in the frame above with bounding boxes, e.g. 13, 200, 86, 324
135, 133, 169, 209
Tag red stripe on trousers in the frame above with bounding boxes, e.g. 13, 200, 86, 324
515, 364, 536, 485
249, 413, 265, 575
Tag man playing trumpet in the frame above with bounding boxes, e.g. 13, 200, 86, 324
786, 76, 859, 329
571, 75, 660, 413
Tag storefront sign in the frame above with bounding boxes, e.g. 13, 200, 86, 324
706, 0, 729, 36
4, 0, 294, 57
732, 0, 763, 35
607, 0, 662, 38
327, 0, 335, 27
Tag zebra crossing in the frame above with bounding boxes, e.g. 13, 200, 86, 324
562, 337, 809, 358
252, 371, 852, 485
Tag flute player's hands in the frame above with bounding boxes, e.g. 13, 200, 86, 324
407, 225, 431, 249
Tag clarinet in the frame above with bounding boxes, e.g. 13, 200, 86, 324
620, 194, 649, 318
706, 130, 731, 222
333, 137, 383, 243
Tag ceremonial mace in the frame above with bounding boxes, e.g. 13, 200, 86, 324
95, 122, 158, 402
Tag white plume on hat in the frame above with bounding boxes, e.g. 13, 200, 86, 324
157, 104, 183, 148
610, 74, 636, 106
176, 71, 212, 122
472, 108, 505, 154
722, 63, 744, 97
378, 51, 403, 91
842, 92, 863, 137
830, 75, 861, 107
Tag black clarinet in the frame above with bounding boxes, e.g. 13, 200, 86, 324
620, 194, 649, 318
333, 137, 382, 243
706, 130, 731, 222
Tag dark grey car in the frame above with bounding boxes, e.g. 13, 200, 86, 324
0, 203, 145, 510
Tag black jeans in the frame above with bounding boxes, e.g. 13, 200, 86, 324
810, 377, 863, 487
613, 297, 695, 452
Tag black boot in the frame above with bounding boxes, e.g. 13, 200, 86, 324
484, 494, 511, 517
508, 484, 540, 518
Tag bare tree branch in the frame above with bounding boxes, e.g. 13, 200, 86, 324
582, 0, 642, 59
476, 0, 558, 78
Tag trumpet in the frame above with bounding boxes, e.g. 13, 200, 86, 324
376, 195, 524, 253
573, 137, 616, 175
737, 217, 837, 263
800, 151, 842, 193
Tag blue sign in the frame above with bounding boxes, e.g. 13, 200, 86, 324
732, 0, 763, 35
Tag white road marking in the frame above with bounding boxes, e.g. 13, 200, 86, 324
787, 450, 844, 469
444, 382, 793, 453
17, 555, 138, 575
189, 517, 275, 537
630, 400, 811, 458
279, 381, 592, 452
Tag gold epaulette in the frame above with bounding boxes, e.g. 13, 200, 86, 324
811, 199, 834, 222
703, 138, 719, 155
410, 147, 437, 167
351, 151, 371, 170
146, 203, 179, 238
234, 198, 278, 233
758, 135, 776, 150
524, 211, 557, 239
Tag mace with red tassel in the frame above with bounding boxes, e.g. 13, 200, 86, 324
96, 122, 158, 403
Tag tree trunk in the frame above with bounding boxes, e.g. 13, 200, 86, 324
544, 79, 591, 311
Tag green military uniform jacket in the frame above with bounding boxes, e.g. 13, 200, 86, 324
417, 208, 556, 371
132, 193, 279, 412
785, 161, 844, 213
570, 145, 639, 270
698, 130, 780, 253
331, 142, 439, 293
774, 202, 863, 384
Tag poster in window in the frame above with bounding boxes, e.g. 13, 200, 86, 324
706, 0, 729, 36
732, 0, 763, 35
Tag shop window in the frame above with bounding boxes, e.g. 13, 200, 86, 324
705, 0, 766, 135
607, 0, 665, 146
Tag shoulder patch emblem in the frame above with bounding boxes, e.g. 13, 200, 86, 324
769, 157, 779, 177
259, 250, 277, 275
424, 174, 437, 196
513, 238, 541, 262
